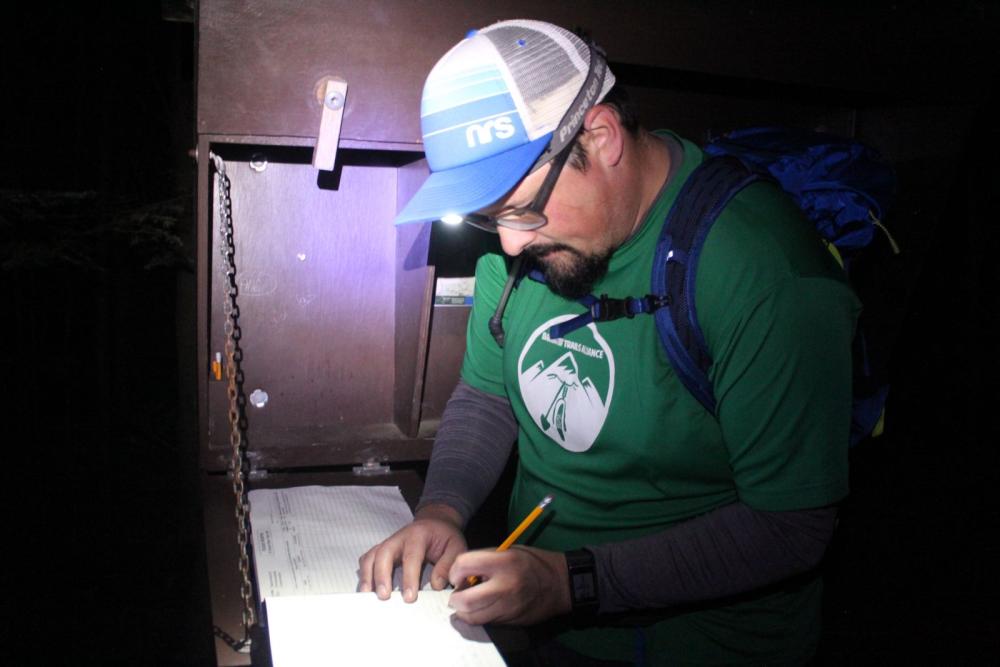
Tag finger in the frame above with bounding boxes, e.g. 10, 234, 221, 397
430, 537, 466, 590
371, 540, 402, 600
357, 548, 375, 592
450, 584, 505, 625
400, 542, 427, 602
430, 559, 451, 590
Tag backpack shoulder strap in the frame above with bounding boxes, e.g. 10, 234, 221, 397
652, 155, 764, 414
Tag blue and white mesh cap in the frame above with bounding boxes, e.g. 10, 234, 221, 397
394, 19, 616, 225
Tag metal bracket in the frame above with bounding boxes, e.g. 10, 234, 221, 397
352, 457, 391, 476
313, 75, 349, 171
225, 467, 269, 481
225, 450, 269, 481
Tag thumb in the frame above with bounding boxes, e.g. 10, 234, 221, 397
447, 549, 499, 588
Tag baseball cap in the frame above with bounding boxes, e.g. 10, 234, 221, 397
394, 19, 616, 225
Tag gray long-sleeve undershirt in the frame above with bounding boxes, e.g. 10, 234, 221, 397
417, 380, 838, 614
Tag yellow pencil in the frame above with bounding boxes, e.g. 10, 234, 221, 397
465, 494, 554, 587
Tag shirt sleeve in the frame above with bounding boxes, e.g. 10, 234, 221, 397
588, 501, 839, 612
416, 380, 518, 524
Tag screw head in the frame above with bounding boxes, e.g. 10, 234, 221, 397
325, 91, 345, 110
249, 153, 267, 172
249, 388, 269, 409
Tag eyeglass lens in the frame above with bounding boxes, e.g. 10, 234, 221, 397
463, 143, 572, 233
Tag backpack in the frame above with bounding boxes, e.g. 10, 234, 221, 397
532, 127, 898, 447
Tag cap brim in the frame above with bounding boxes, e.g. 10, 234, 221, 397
394, 133, 552, 225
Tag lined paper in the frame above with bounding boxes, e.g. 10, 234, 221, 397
248, 485, 426, 597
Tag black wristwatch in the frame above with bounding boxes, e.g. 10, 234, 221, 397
565, 548, 599, 616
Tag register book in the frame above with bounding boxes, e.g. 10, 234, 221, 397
248, 485, 505, 666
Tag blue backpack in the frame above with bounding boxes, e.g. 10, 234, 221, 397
535, 127, 897, 447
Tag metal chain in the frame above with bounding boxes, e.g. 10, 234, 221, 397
211, 151, 256, 651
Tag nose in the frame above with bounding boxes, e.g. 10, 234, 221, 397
496, 226, 537, 257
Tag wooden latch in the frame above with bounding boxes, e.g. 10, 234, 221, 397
313, 75, 349, 171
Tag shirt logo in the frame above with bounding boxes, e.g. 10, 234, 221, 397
517, 316, 615, 453
465, 116, 515, 148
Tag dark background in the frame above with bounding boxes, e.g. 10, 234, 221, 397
2, 2, 997, 665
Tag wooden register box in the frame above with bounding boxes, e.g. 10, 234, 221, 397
195, 2, 980, 664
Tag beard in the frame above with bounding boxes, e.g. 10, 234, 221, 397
524, 242, 613, 300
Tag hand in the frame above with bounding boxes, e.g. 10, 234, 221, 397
447, 546, 571, 625
358, 503, 467, 602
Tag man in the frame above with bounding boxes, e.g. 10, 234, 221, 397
359, 19, 858, 665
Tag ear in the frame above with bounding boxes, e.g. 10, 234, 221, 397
581, 104, 625, 168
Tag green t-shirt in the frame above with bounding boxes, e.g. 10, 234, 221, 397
460, 132, 859, 665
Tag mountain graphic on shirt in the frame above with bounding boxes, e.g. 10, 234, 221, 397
520, 351, 608, 452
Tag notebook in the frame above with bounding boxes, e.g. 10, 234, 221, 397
248, 485, 505, 666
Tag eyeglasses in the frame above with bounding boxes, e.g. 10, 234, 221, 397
461, 142, 572, 233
